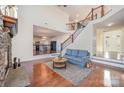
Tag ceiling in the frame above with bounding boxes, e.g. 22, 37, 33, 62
94, 8, 124, 31
33, 25, 65, 38
57, 5, 97, 21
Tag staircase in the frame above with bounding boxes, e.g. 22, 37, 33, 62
61, 5, 105, 51
60, 5, 124, 69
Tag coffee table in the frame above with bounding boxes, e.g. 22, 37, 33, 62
52, 57, 67, 69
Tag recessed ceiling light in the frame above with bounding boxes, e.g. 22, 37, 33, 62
107, 22, 114, 27
42, 36, 47, 39
41, 38, 46, 41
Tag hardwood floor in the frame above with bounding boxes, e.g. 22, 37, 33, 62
32, 63, 73, 87
22, 58, 124, 87
80, 63, 124, 87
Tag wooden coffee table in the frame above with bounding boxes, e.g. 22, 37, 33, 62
52, 57, 67, 69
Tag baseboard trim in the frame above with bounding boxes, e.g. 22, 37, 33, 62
21, 53, 60, 63
92, 56, 123, 64
91, 59, 124, 69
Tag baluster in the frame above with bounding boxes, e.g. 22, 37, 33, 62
61, 43, 63, 51
72, 34, 74, 43
95, 13, 97, 19
91, 8, 94, 20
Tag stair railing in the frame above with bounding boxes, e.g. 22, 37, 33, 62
61, 5, 107, 51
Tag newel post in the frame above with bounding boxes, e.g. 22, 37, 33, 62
61, 43, 63, 51
101, 5, 104, 17
91, 8, 94, 20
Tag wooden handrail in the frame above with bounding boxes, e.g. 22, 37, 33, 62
93, 5, 103, 10
61, 35, 72, 45
66, 10, 92, 26
79, 16, 89, 23
61, 5, 107, 51
85, 10, 92, 19
67, 5, 104, 26
66, 22, 77, 25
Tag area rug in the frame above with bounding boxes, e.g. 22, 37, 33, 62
4, 66, 30, 87
47, 62, 92, 86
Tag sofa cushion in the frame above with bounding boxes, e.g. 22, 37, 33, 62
71, 57, 83, 62
78, 50, 88, 57
68, 60, 86, 67
71, 50, 78, 56
66, 55, 83, 62
65, 55, 72, 59
66, 49, 72, 55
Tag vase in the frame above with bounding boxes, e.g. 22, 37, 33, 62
13, 57, 17, 69
18, 58, 21, 67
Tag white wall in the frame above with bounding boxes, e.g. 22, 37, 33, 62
96, 29, 104, 52
62, 23, 94, 56
122, 30, 124, 52
12, 5, 69, 62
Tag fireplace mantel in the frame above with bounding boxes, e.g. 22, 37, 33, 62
3, 15, 17, 24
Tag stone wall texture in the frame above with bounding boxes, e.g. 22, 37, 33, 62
0, 19, 12, 86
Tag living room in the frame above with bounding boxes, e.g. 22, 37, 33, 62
0, 2, 124, 92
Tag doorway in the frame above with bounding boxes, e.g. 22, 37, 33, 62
33, 25, 65, 56
103, 31, 121, 52
50, 41, 57, 53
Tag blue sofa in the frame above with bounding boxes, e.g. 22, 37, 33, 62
64, 49, 90, 67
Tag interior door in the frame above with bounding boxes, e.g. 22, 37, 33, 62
50, 41, 56, 53
104, 34, 121, 52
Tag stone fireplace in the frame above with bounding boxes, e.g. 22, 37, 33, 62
0, 19, 13, 86
0, 5, 17, 86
